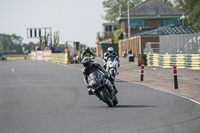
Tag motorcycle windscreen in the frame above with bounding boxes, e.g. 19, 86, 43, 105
88, 71, 101, 80
107, 56, 115, 62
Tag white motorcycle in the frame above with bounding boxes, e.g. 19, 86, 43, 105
105, 57, 119, 81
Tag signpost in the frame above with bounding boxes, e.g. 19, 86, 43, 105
27, 27, 52, 49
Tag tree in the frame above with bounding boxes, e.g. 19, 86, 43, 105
174, 0, 199, 9
0, 34, 24, 54
114, 29, 123, 44
22, 42, 39, 53
174, 0, 200, 26
158, 0, 173, 7
188, 1, 200, 26
103, 0, 142, 22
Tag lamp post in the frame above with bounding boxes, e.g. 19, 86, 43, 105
127, 0, 130, 38
180, 15, 188, 27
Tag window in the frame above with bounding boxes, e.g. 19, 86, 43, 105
159, 19, 164, 27
165, 18, 180, 26
109, 25, 112, 32
105, 25, 112, 32
143, 20, 149, 28
114, 26, 118, 31
130, 19, 142, 28
106, 26, 109, 32
130, 19, 149, 28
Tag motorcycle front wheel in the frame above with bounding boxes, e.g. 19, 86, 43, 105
111, 69, 115, 77
113, 96, 118, 106
100, 89, 114, 107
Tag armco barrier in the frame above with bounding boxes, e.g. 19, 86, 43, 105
29, 50, 69, 64
7, 57, 25, 60
163, 54, 171, 68
50, 53, 69, 64
30, 50, 51, 61
147, 54, 200, 70
191, 54, 200, 70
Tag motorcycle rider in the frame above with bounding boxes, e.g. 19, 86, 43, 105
81, 57, 118, 96
103, 47, 120, 69
81, 47, 95, 59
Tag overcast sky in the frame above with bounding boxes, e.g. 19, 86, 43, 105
0, 0, 106, 47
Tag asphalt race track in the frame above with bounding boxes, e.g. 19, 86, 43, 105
0, 60, 200, 133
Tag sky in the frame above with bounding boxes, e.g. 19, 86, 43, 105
0, 0, 106, 47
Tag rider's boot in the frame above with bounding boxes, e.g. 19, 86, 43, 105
88, 88, 93, 95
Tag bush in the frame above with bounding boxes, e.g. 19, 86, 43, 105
0, 55, 7, 60
114, 29, 123, 44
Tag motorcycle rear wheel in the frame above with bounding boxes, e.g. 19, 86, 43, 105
100, 89, 114, 107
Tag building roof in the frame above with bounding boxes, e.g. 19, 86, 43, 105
121, 0, 185, 17
131, 25, 200, 37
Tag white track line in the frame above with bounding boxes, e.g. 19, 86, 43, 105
117, 78, 200, 105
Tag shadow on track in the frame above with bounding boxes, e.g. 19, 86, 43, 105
115, 80, 127, 83
114, 105, 157, 108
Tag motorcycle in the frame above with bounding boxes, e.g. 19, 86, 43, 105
88, 71, 118, 107
105, 56, 119, 81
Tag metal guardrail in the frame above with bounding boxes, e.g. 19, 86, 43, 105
6, 57, 26, 60
50, 53, 69, 64
28, 51, 69, 64
147, 54, 200, 70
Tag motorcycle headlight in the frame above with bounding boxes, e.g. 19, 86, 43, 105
91, 80, 96, 85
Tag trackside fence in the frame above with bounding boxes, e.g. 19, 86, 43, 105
147, 54, 200, 70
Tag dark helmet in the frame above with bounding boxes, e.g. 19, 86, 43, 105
81, 57, 92, 68
85, 47, 90, 51
107, 47, 114, 54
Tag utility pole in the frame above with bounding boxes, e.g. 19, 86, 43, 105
127, 0, 130, 38
119, 5, 122, 15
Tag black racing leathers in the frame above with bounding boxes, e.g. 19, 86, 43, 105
82, 63, 118, 94
82, 63, 107, 88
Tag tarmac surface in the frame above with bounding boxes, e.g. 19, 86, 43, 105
0, 60, 200, 133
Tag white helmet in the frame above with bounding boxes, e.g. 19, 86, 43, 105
107, 47, 114, 54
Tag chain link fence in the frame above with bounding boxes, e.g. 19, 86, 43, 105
159, 33, 200, 54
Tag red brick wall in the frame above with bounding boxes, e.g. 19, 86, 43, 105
96, 44, 101, 57
149, 19, 159, 29
103, 32, 114, 40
